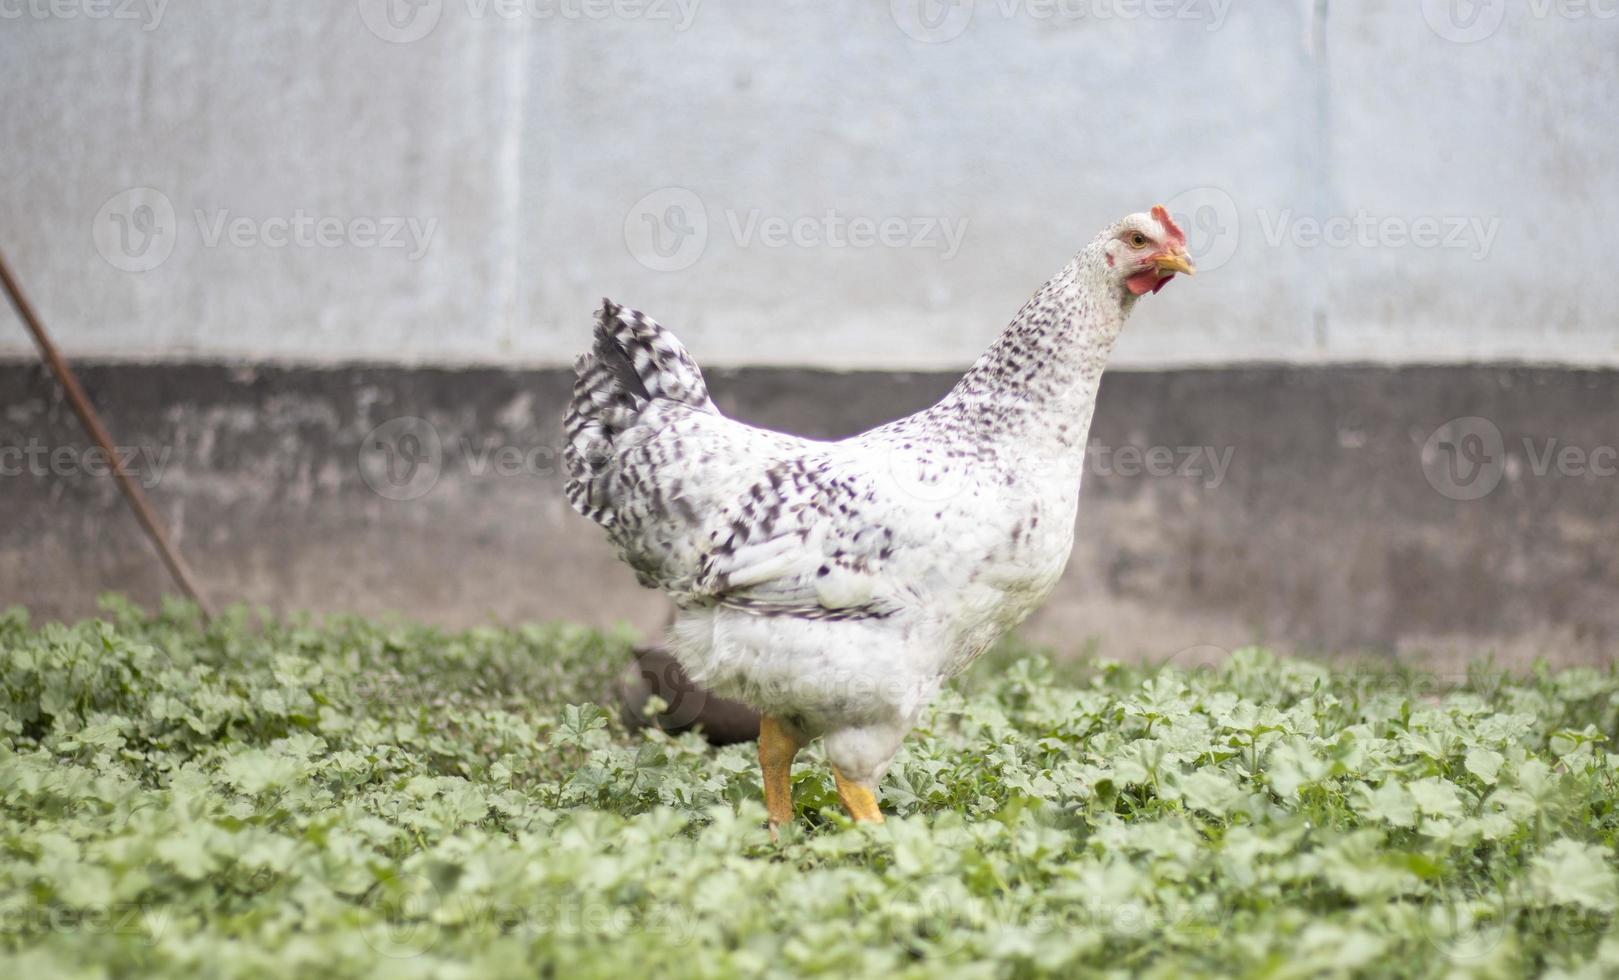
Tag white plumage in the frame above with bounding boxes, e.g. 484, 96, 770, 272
564, 206, 1194, 826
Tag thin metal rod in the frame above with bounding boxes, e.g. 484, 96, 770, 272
0, 249, 214, 619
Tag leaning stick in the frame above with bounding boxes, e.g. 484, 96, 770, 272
0, 249, 214, 619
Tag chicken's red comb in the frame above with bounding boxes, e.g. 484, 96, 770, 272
1151, 205, 1186, 247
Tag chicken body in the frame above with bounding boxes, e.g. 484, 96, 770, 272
564, 207, 1193, 827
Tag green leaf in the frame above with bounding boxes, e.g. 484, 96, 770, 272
1356, 779, 1417, 828
1532, 839, 1619, 912
1464, 747, 1504, 784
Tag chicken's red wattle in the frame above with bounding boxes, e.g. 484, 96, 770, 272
1126, 270, 1174, 295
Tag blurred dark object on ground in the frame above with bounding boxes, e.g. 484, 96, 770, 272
619, 645, 760, 745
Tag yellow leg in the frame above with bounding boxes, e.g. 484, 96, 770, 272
759, 716, 800, 835
832, 767, 885, 824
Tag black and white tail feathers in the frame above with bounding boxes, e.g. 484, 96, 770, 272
564, 300, 716, 526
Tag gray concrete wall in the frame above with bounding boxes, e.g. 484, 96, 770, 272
2, 1, 1617, 369
4, 3, 1615, 660
5, 361, 1616, 666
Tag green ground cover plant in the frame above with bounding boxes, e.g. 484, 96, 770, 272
2, 598, 1617, 978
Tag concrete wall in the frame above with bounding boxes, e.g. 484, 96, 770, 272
6, 360, 1617, 666
4, 2, 1615, 661
2, 0, 1617, 370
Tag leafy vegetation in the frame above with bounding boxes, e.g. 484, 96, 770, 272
3, 599, 1617, 978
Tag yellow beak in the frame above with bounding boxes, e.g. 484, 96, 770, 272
1154, 251, 1196, 276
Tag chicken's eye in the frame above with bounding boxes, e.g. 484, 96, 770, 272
1128, 232, 1150, 249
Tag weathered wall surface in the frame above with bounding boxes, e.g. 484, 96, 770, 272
5, 361, 1614, 664
1, 1, 1616, 369
3, 3, 1614, 656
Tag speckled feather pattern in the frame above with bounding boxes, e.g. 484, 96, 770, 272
564, 214, 1167, 784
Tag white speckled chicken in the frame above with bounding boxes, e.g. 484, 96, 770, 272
565, 206, 1194, 830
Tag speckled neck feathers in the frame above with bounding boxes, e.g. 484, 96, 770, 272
933, 238, 1134, 457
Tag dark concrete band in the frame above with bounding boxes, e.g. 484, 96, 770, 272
3, 360, 1614, 666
